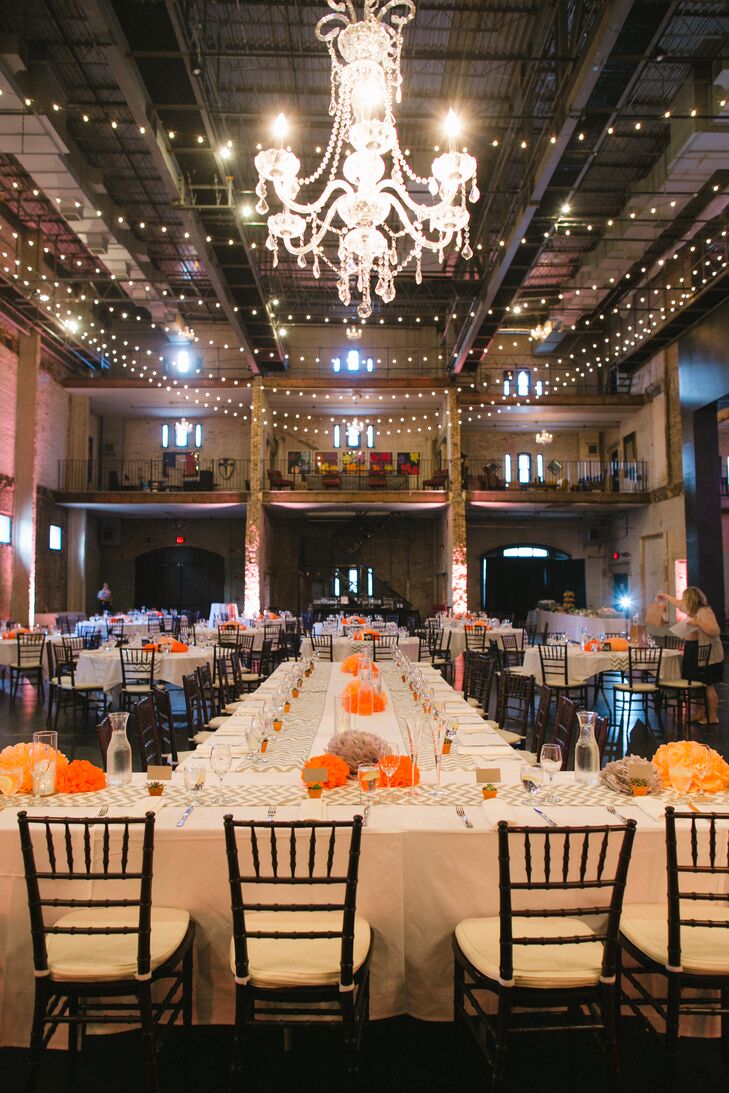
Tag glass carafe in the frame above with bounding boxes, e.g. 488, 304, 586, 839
106, 712, 133, 786
574, 710, 600, 784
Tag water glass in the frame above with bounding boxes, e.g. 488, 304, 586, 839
379, 751, 400, 801
0, 767, 23, 807
210, 743, 232, 805
358, 763, 379, 808
669, 765, 693, 801
539, 743, 562, 803
183, 759, 206, 804
520, 760, 545, 801
693, 744, 712, 802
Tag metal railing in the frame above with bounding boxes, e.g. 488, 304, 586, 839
468, 459, 648, 495
58, 458, 250, 493
264, 457, 449, 493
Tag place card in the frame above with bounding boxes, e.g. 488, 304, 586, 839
476, 768, 501, 783
302, 767, 327, 783
146, 765, 172, 781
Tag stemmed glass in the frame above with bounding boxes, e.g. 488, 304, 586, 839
693, 744, 712, 803
669, 766, 693, 803
404, 716, 424, 798
247, 714, 268, 766
183, 759, 206, 805
520, 760, 545, 802
358, 763, 379, 821
210, 743, 232, 805
539, 743, 562, 803
379, 751, 400, 802
429, 712, 447, 799
0, 767, 23, 808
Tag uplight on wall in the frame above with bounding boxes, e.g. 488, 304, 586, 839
49, 524, 62, 551
0, 514, 10, 544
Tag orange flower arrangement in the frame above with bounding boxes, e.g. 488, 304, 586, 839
342, 679, 387, 715
340, 654, 379, 676
652, 741, 729, 794
584, 639, 602, 652
302, 753, 349, 790
345, 616, 366, 626
2, 628, 31, 640
606, 637, 629, 652
0, 743, 104, 794
354, 628, 380, 640
57, 760, 107, 793
377, 756, 419, 788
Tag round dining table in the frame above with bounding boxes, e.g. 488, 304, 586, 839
74, 645, 215, 693
521, 644, 682, 685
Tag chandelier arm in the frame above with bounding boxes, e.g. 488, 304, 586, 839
270, 178, 352, 217
278, 203, 346, 256
378, 180, 452, 220
376, 0, 416, 27
381, 191, 455, 251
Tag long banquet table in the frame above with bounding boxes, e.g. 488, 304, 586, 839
300, 635, 421, 662
0, 660, 726, 1047
533, 609, 626, 641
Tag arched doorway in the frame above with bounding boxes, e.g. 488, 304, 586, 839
481, 544, 584, 619
134, 546, 225, 614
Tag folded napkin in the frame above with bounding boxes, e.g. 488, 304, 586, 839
299, 798, 326, 820
458, 745, 518, 758
481, 802, 626, 828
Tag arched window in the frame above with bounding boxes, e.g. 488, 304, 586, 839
485, 544, 570, 560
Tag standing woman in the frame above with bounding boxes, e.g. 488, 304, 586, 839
657, 586, 724, 724
97, 582, 113, 615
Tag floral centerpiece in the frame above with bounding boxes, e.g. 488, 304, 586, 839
0, 743, 106, 794
342, 679, 387, 715
327, 730, 389, 774
301, 753, 349, 790
340, 654, 379, 676
353, 628, 381, 641
652, 741, 729, 794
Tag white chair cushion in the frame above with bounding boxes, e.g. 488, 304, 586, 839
659, 680, 705, 690
240, 673, 262, 682
60, 681, 103, 692
230, 910, 371, 989
466, 698, 483, 709
455, 915, 605, 989
46, 907, 190, 982
208, 716, 229, 729
123, 683, 153, 693
191, 730, 213, 744
225, 702, 244, 714
614, 682, 657, 693
620, 903, 729, 975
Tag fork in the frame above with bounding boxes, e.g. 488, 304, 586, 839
606, 802, 631, 824
266, 804, 277, 822
455, 805, 473, 829
97, 806, 109, 818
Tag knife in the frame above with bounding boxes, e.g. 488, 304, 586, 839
533, 807, 557, 827
177, 804, 195, 828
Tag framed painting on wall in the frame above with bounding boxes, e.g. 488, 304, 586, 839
288, 450, 311, 476
370, 451, 393, 472
397, 451, 420, 476
315, 451, 339, 473
342, 450, 365, 473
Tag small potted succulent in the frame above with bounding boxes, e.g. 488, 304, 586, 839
284, 700, 291, 714
630, 778, 649, 797
147, 780, 165, 797
442, 727, 456, 755
273, 716, 283, 732
481, 783, 498, 800
260, 737, 269, 754
307, 781, 323, 800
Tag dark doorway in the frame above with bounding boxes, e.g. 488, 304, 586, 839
134, 546, 224, 614
482, 555, 585, 619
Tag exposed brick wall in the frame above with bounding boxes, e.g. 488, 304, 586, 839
35, 367, 70, 490
34, 487, 68, 614
118, 415, 249, 462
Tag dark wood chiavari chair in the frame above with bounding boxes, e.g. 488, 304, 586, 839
620, 807, 729, 1086
454, 818, 636, 1092
613, 646, 664, 735
521, 683, 553, 760
312, 634, 334, 661
151, 684, 180, 765
658, 641, 711, 736
371, 633, 398, 661
10, 633, 45, 704
537, 643, 588, 707
130, 694, 164, 769
119, 648, 155, 711
17, 811, 195, 1093
195, 663, 229, 728
551, 695, 578, 768
464, 627, 489, 653
223, 815, 373, 1086
494, 671, 534, 746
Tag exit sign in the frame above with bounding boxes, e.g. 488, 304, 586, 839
175, 535, 185, 545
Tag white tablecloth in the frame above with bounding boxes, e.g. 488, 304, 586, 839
300, 636, 420, 662
522, 645, 682, 685
0, 661, 724, 1048
75, 647, 214, 692
441, 626, 525, 660
534, 609, 626, 641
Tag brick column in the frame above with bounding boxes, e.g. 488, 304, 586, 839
244, 379, 265, 617
66, 395, 89, 611
11, 333, 40, 624
445, 387, 468, 613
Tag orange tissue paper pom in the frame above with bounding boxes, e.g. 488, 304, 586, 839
652, 740, 729, 794
0, 742, 69, 795
378, 755, 420, 788
606, 637, 629, 651
57, 760, 106, 794
340, 654, 379, 676
302, 753, 350, 790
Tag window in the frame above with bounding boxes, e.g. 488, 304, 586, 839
49, 524, 62, 551
503, 546, 548, 558
367, 567, 374, 596
333, 424, 341, 448
332, 350, 374, 374
366, 424, 375, 449
333, 573, 340, 596
504, 454, 512, 483
516, 369, 530, 396
0, 514, 10, 544
162, 422, 202, 449
348, 568, 359, 593
536, 453, 544, 481
517, 452, 531, 484
535, 380, 543, 396
503, 373, 511, 396
345, 423, 361, 448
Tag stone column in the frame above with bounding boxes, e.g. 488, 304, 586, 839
243, 379, 266, 617
11, 333, 40, 624
445, 387, 468, 613
66, 395, 90, 611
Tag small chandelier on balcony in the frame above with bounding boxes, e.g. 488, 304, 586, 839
254, 0, 478, 319
344, 394, 366, 437
530, 320, 553, 342
535, 429, 554, 445
345, 325, 363, 340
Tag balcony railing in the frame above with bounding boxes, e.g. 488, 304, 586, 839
264, 458, 449, 493
468, 459, 648, 495
58, 458, 250, 493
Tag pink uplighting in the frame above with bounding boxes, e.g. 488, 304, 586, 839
451, 545, 467, 615
244, 526, 261, 618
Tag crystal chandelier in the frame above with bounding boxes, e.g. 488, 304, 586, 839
254, 0, 478, 319
535, 429, 553, 445
344, 394, 366, 436
345, 325, 363, 340
530, 320, 553, 342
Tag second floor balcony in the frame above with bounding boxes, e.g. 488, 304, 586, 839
58, 458, 250, 495
467, 458, 649, 501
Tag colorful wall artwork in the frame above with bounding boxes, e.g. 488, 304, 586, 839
315, 451, 339, 473
288, 450, 312, 475
370, 452, 394, 472
397, 451, 420, 476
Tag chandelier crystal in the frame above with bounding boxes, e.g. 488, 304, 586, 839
254, 0, 478, 319
535, 429, 553, 445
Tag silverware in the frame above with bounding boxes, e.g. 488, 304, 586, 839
684, 800, 701, 814
605, 803, 631, 824
177, 804, 194, 828
266, 804, 277, 822
455, 805, 473, 829
97, 806, 109, 818
533, 807, 557, 827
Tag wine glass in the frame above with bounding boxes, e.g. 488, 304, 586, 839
693, 744, 712, 802
358, 763, 379, 819
379, 751, 399, 802
183, 759, 206, 805
669, 765, 693, 803
248, 714, 268, 766
539, 743, 563, 803
210, 743, 232, 805
404, 716, 424, 798
31, 746, 53, 806
0, 767, 23, 808
429, 713, 447, 799
520, 761, 545, 802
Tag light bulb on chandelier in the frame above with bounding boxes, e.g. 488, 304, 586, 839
535, 429, 553, 445
254, 0, 479, 319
